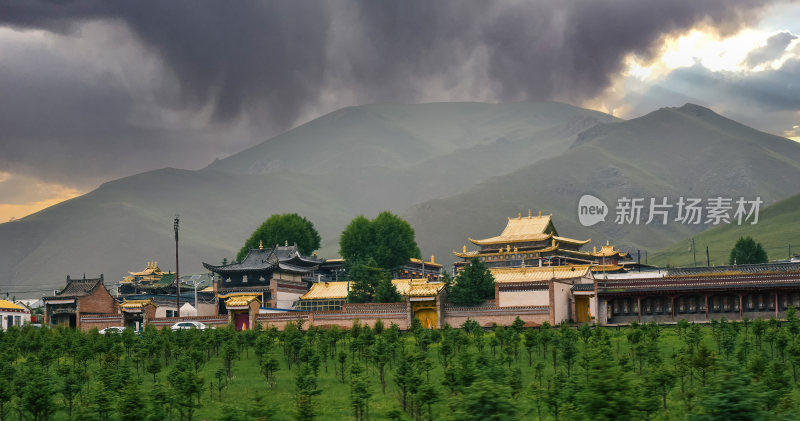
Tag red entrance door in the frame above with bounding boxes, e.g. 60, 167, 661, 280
235, 313, 249, 331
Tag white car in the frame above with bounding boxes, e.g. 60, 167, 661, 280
99, 326, 125, 334
170, 321, 207, 331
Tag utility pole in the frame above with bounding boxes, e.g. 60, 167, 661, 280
174, 214, 180, 318
706, 246, 710, 267
637, 250, 641, 272
692, 238, 697, 268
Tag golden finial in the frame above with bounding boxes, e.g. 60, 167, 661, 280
430, 255, 435, 264
539, 210, 542, 217
606, 240, 610, 246
463, 245, 467, 253
528, 209, 532, 218
518, 212, 522, 219
285, 240, 288, 247
313, 251, 318, 257
593, 246, 597, 253
259, 240, 263, 250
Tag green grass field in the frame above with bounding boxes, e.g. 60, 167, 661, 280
650, 192, 800, 267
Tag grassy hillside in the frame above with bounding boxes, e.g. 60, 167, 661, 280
649, 192, 800, 267
403, 104, 800, 268
0, 102, 618, 294
3, 102, 800, 294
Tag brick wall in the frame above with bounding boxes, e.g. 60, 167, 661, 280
443, 303, 551, 327
80, 315, 123, 331
77, 285, 119, 324
148, 315, 230, 328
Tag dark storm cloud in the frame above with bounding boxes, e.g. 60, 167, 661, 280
0, 0, 779, 185
745, 31, 797, 66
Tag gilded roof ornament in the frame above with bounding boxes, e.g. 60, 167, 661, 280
259, 240, 263, 250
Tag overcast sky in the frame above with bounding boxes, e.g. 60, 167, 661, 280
0, 0, 799, 221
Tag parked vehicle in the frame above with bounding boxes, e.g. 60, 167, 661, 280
170, 321, 207, 331
98, 326, 125, 334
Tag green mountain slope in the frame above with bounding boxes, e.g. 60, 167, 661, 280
403, 104, 800, 268
0, 102, 617, 294
649, 193, 800, 267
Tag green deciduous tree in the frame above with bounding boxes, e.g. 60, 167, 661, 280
728, 236, 768, 265
448, 258, 495, 306
339, 211, 421, 270
238, 213, 321, 261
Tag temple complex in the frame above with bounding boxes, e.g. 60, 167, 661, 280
43, 274, 118, 328
454, 210, 631, 272
203, 242, 324, 328
597, 262, 800, 324
118, 261, 179, 295
295, 278, 446, 327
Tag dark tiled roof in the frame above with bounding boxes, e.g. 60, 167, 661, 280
45, 276, 104, 299
598, 272, 800, 294
666, 262, 800, 277
203, 248, 279, 273
203, 245, 323, 274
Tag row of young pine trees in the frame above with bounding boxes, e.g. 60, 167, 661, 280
1, 310, 800, 421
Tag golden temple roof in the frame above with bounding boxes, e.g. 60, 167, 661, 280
591, 242, 629, 257
454, 243, 563, 258
0, 300, 25, 311
409, 257, 442, 268
590, 264, 624, 272
392, 279, 445, 297
490, 265, 592, 283
224, 293, 262, 307
300, 282, 350, 300
554, 236, 591, 246
300, 279, 445, 301
468, 212, 589, 246
128, 261, 163, 277
469, 213, 554, 245
120, 299, 157, 309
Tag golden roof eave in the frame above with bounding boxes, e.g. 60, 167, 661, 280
225, 295, 261, 307
469, 233, 553, 245
454, 244, 562, 258
490, 265, 592, 282
300, 282, 349, 300
553, 236, 591, 246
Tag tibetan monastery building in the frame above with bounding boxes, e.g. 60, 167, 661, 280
454, 210, 631, 273
597, 263, 800, 325
203, 242, 325, 329
43, 274, 118, 328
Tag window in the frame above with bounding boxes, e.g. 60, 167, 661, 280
14, 316, 20, 326
166, 310, 176, 318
